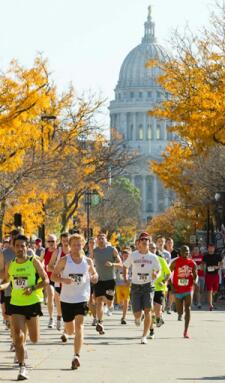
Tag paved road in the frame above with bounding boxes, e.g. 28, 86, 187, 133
0, 306, 225, 383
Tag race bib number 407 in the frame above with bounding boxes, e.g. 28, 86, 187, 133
178, 278, 189, 286
14, 277, 28, 289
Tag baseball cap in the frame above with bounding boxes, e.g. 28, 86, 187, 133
35, 238, 42, 245
138, 232, 151, 240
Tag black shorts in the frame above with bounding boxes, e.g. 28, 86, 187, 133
61, 301, 89, 322
94, 279, 116, 301
55, 286, 61, 294
49, 280, 55, 287
0, 290, 4, 304
154, 291, 165, 305
4, 296, 13, 316
10, 302, 43, 320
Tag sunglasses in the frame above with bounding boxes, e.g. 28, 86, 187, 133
140, 238, 149, 242
47, 240, 55, 243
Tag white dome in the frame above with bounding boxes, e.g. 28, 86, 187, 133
117, 6, 167, 89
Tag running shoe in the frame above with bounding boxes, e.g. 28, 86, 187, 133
166, 309, 172, 314
17, 365, 28, 380
121, 318, 127, 325
149, 329, 155, 339
56, 318, 62, 331
156, 318, 161, 327
96, 322, 105, 335
198, 304, 202, 309
71, 356, 80, 370
141, 336, 148, 344
135, 318, 141, 327
178, 314, 182, 321
48, 318, 55, 329
10, 343, 15, 352
61, 334, 68, 343
91, 318, 97, 326
107, 307, 113, 316
209, 306, 213, 311
183, 331, 190, 339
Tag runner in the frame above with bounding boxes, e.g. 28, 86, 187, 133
89, 232, 122, 335
48, 232, 70, 332
34, 239, 45, 258
40, 234, 57, 328
51, 233, 98, 370
203, 243, 222, 310
150, 242, 171, 329
156, 236, 171, 264
0, 234, 48, 380
191, 246, 205, 309
0, 229, 20, 351
170, 245, 197, 339
115, 248, 131, 325
123, 232, 161, 344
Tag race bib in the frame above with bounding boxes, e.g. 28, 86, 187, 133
14, 277, 28, 289
69, 273, 84, 285
207, 266, 215, 272
137, 273, 149, 282
178, 278, 189, 286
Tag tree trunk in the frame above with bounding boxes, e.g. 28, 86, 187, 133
0, 200, 6, 241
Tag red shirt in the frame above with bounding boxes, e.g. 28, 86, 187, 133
43, 248, 55, 279
173, 257, 196, 294
191, 253, 204, 277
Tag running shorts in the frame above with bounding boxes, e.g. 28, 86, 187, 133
154, 291, 165, 305
131, 283, 154, 313
94, 279, 116, 301
116, 285, 130, 304
10, 302, 43, 320
61, 301, 89, 322
205, 273, 219, 292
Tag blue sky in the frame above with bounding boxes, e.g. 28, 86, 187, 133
0, 0, 213, 121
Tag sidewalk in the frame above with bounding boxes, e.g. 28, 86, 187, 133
0, 307, 225, 383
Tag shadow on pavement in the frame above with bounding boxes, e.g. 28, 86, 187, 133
178, 376, 225, 381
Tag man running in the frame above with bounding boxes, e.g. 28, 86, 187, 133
115, 248, 131, 325
89, 232, 122, 335
170, 245, 197, 339
0, 234, 48, 380
40, 234, 57, 328
150, 242, 171, 329
123, 232, 161, 344
203, 243, 222, 310
191, 246, 205, 309
48, 232, 70, 332
51, 233, 98, 370
156, 236, 171, 264
0, 230, 20, 351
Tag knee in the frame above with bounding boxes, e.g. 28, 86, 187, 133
14, 330, 24, 344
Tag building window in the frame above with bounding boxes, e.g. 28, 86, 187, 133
147, 125, 152, 140
137, 124, 144, 140
156, 125, 161, 140
118, 93, 121, 100
127, 124, 134, 140
147, 91, 152, 98
139, 92, 142, 99
134, 175, 142, 194
130, 92, 134, 99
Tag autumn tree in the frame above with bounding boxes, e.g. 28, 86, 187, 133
147, 3, 225, 211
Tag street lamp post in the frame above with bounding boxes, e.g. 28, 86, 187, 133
84, 190, 92, 241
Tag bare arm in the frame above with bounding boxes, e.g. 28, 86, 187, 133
23, 258, 49, 296
51, 257, 73, 285
87, 257, 98, 284
47, 249, 58, 272
105, 248, 122, 268
0, 251, 4, 280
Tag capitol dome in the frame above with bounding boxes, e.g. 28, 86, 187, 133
117, 6, 168, 89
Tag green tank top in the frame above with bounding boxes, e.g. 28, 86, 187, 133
8, 256, 43, 306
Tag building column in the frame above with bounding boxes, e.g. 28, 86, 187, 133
132, 112, 136, 140
153, 176, 158, 213
142, 176, 147, 214
143, 112, 147, 140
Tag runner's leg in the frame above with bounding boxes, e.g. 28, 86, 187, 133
74, 315, 84, 356
11, 314, 26, 364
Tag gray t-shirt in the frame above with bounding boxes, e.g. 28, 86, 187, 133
94, 246, 116, 281
3, 247, 15, 297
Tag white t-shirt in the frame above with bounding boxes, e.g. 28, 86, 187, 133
123, 250, 161, 285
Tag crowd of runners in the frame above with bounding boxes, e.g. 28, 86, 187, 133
0, 229, 224, 380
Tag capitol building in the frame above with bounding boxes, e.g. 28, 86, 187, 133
109, 6, 175, 222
